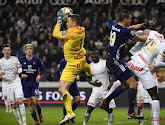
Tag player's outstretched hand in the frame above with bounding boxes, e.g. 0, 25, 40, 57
92, 80, 102, 87
36, 75, 41, 83
134, 23, 145, 29
21, 74, 28, 78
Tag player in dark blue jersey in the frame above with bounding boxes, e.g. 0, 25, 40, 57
100, 10, 149, 119
19, 44, 44, 125
56, 58, 80, 122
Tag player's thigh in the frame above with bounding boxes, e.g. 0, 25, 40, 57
22, 86, 32, 98
60, 62, 80, 83
87, 90, 101, 107
31, 85, 39, 97
138, 70, 156, 89
14, 85, 24, 99
5, 87, 15, 104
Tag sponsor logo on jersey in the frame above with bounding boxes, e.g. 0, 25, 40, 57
130, 31, 135, 36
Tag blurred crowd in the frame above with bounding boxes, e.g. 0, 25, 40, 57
0, 1, 164, 81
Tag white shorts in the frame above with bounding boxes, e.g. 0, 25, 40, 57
5, 85, 24, 104
127, 60, 157, 89
87, 89, 116, 108
137, 82, 152, 104
2, 86, 6, 96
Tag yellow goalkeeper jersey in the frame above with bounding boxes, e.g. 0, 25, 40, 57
52, 24, 86, 62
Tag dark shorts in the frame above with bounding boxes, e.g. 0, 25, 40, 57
106, 58, 133, 82
22, 83, 39, 98
68, 81, 80, 97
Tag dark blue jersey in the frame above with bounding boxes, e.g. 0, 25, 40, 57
107, 23, 136, 62
56, 58, 80, 97
19, 56, 44, 87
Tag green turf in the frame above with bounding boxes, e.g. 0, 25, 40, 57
0, 107, 165, 125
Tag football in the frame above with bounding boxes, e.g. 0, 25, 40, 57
61, 7, 73, 20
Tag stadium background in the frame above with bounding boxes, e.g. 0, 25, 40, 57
0, 0, 165, 107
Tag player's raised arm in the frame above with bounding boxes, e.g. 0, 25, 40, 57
128, 23, 145, 29
52, 7, 73, 40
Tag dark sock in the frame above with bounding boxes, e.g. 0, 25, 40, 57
63, 105, 66, 116
35, 105, 41, 115
30, 109, 38, 121
105, 85, 125, 103
72, 102, 79, 111
128, 87, 137, 114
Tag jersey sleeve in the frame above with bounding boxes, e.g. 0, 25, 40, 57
37, 58, 45, 76
52, 24, 74, 40
15, 57, 22, 74
125, 28, 136, 40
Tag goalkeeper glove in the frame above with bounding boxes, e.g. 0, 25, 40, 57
57, 8, 72, 25
57, 9, 63, 25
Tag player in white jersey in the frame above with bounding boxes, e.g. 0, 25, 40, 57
83, 50, 116, 125
0, 44, 27, 125
127, 29, 165, 125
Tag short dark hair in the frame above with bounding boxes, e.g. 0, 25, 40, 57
69, 14, 81, 25
2, 44, 11, 49
119, 10, 131, 22
162, 28, 165, 37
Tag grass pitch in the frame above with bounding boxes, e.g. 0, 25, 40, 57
0, 107, 165, 125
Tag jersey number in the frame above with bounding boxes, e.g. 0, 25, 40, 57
144, 38, 157, 52
109, 31, 116, 47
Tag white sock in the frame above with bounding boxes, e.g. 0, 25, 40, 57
12, 108, 22, 125
152, 100, 160, 125
19, 103, 27, 123
138, 109, 144, 125
83, 111, 91, 125
4, 99, 8, 110
108, 112, 114, 125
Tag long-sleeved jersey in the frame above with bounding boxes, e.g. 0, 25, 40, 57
19, 56, 44, 87
52, 24, 86, 62
0, 56, 22, 87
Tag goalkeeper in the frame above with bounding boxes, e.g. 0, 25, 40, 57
52, 8, 92, 125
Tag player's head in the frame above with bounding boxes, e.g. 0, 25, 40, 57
91, 49, 99, 63
24, 44, 33, 56
2, 44, 11, 58
119, 10, 132, 27
162, 28, 165, 37
66, 14, 81, 29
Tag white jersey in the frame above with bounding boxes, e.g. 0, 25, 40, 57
90, 60, 109, 91
131, 30, 165, 68
0, 56, 22, 87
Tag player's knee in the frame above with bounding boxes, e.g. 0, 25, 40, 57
58, 88, 63, 95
